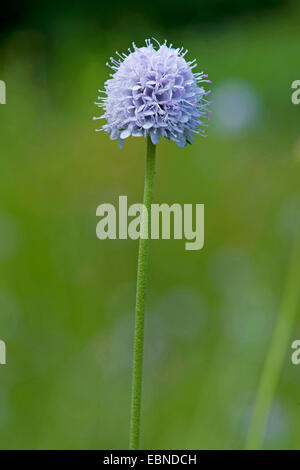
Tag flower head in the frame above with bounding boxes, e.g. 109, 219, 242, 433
94, 39, 212, 148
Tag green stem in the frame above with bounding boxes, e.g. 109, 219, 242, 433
245, 234, 300, 449
129, 136, 156, 450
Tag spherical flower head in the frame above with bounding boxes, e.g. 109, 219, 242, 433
94, 39, 212, 148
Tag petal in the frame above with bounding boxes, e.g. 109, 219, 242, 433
176, 139, 187, 148
110, 129, 119, 140
118, 137, 124, 149
150, 130, 160, 145
143, 121, 153, 129
120, 129, 131, 139
132, 129, 143, 137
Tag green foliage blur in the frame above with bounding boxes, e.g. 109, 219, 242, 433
0, 0, 300, 449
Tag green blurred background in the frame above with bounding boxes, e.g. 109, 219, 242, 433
0, 0, 300, 450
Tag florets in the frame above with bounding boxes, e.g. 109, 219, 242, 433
94, 39, 212, 148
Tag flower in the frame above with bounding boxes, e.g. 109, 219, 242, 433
94, 39, 212, 148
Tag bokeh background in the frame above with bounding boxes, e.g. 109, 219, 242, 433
0, 0, 300, 450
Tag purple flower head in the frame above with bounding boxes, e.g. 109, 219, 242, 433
94, 39, 211, 148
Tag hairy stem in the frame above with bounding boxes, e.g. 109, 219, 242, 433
129, 136, 156, 450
